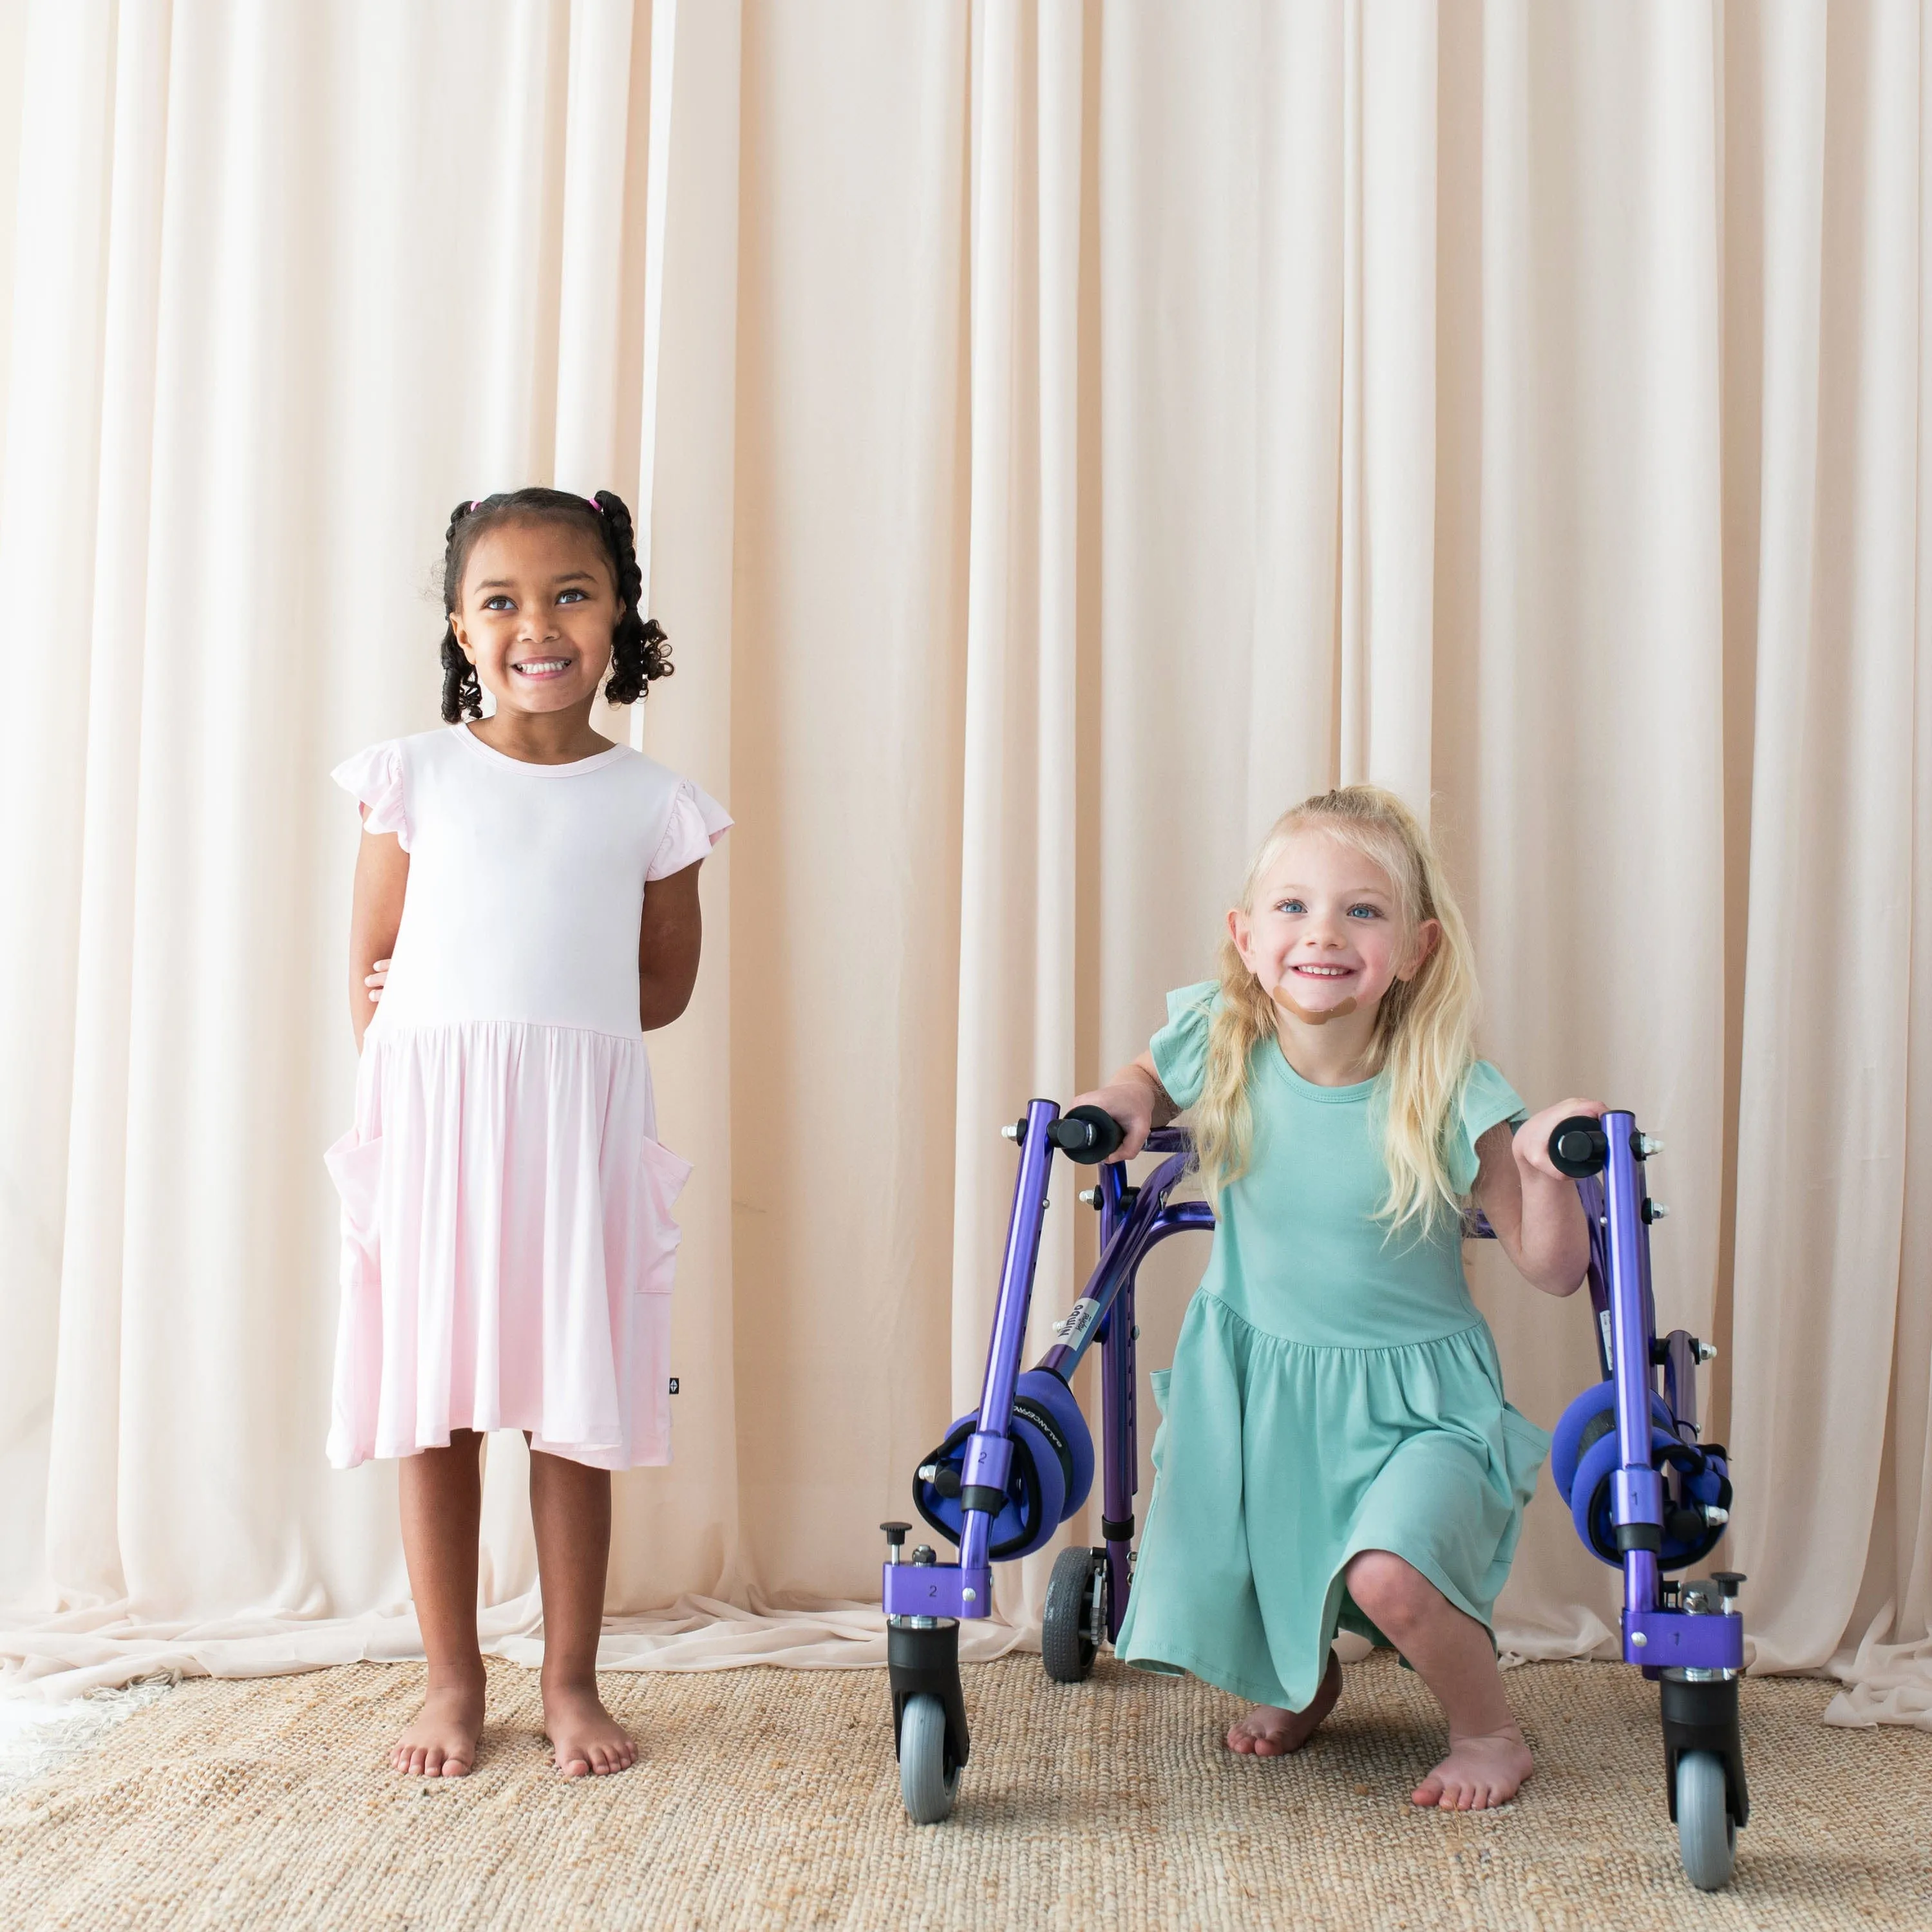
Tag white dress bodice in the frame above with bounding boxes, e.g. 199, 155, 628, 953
361, 726, 690, 1039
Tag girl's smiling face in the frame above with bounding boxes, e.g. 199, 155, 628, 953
1229, 828, 1439, 1026
449, 517, 620, 720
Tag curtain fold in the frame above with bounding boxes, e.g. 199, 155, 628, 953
949, 0, 1086, 1634
1726, 0, 1926, 1715
1, 0, 1927, 1732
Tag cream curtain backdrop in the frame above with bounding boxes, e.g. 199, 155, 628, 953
0, 0, 1926, 1732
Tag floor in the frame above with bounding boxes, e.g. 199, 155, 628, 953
0, 1651, 1923, 1929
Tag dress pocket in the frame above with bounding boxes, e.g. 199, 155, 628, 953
324, 1128, 384, 1256
1498, 1400, 1553, 1505
634, 1135, 694, 1295
1146, 1367, 1172, 1477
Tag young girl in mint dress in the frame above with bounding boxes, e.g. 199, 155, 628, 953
1072, 785, 1600, 1812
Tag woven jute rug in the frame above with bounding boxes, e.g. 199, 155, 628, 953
0, 1651, 1923, 1930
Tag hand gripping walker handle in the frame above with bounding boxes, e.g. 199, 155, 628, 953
1048, 1105, 1126, 1164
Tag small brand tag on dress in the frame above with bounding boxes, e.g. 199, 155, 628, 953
668, 1377, 679, 1394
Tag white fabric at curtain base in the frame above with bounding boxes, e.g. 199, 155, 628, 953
0, 1597, 1032, 1705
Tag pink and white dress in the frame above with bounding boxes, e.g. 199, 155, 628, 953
325, 723, 730, 1472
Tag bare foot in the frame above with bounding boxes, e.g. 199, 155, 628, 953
1226, 1651, 1343, 1757
1412, 1723, 1533, 1810
542, 1678, 637, 1777
392, 1670, 485, 1777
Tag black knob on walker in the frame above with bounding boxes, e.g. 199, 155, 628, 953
1548, 1115, 1611, 1178
880, 1520, 910, 1549
1048, 1106, 1126, 1164
1710, 1571, 1747, 1600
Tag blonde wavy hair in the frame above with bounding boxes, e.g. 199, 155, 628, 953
1188, 786, 1480, 1235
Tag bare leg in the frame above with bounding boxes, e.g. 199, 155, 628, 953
1226, 1649, 1344, 1756
394, 1432, 486, 1776
528, 1446, 636, 1776
1346, 1549, 1531, 1810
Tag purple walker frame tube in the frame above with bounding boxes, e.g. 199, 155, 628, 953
1095, 1163, 1139, 1640
1038, 1127, 1210, 1638
881, 1112, 1211, 1627
883, 1097, 1060, 1621
958, 1097, 1062, 1577
1600, 1110, 1742, 1674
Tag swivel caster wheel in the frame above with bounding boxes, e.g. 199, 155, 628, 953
1675, 1750, 1737, 1890
898, 1692, 959, 1823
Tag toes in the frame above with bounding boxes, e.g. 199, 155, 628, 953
1411, 1777, 1444, 1807
1227, 1724, 1293, 1757
441, 1756, 471, 1779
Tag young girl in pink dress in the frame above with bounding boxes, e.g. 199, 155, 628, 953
327, 488, 728, 1781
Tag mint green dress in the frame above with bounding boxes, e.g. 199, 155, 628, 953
1114, 983, 1551, 1713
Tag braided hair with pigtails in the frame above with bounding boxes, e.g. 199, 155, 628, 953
437, 487, 673, 723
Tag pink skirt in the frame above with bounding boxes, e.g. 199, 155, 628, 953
324, 1020, 690, 1472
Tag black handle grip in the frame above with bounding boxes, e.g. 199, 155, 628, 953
1548, 1114, 1610, 1179
1048, 1105, 1126, 1164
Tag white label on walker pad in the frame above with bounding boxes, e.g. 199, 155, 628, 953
1599, 1309, 1614, 1370
1055, 1298, 1103, 1354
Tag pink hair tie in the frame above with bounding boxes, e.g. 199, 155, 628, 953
468, 498, 482, 513
585, 493, 602, 513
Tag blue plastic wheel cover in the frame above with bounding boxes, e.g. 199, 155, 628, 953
911, 1370, 1095, 1561
1549, 1379, 1678, 1505
1569, 1425, 1733, 1569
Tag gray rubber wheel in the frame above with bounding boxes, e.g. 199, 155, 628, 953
1676, 1749, 1736, 1890
898, 1693, 958, 1824
1043, 1546, 1104, 1683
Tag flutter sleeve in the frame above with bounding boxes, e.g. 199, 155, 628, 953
647, 778, 734, 881
1148, 981, 1220, 1112
1448, 1059, 1529, 1196
331, 741, 410, 851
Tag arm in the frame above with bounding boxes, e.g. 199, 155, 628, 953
638, 860, 703, 1030
347, 820, 408, 1052
1066, 1051, 1179, 1162
1470, 1097, 1603, 1297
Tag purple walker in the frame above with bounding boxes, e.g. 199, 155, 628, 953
880, 1102, 1747, 1889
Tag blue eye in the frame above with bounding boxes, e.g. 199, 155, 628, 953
1347, 905, 1380, 919
1278, 898, 1305, 914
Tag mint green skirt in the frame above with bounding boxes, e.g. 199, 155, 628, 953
1115, 1291, 1550, 1712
